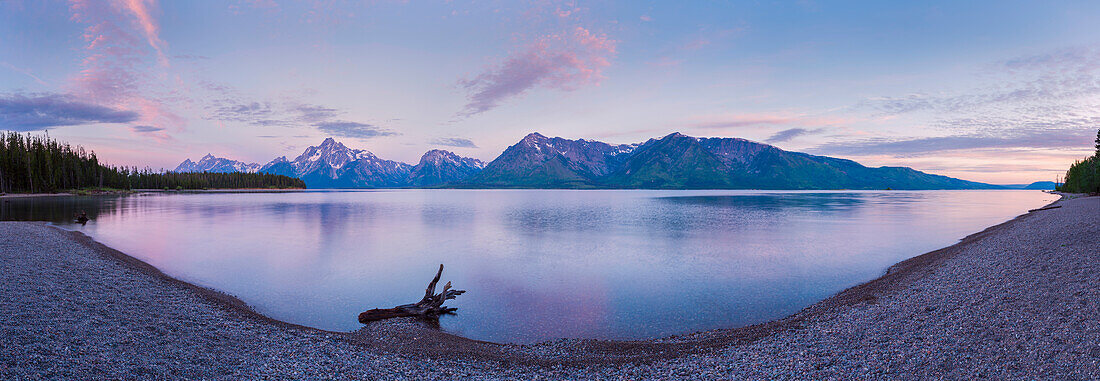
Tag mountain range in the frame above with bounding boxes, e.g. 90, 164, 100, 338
173, 154, 261, 174
174, 138, 485, 188
173, 133, 1001, 190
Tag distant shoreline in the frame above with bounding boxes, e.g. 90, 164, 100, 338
0, 189, 134, 199
0, 192, 80, 199
134, 188, 307, 193
2, 194, 1097, 377
2, 188, 1057, 198
0, 188, 307, 198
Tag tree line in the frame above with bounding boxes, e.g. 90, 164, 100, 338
1056, 129, 1100, 194
0, 132, 305, 193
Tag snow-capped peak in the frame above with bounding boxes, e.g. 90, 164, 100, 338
292, 138, 379, 170
418, 149, 485, 169
173, 154, 261, 173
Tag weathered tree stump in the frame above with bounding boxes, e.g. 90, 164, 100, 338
74, 210, 89, 224
358, 264, 466, 324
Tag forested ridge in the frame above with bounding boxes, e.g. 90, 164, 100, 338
1056, 129, 1100, 194
0, 132, 305, 193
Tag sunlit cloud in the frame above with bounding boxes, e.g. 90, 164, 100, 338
67, 0, 182, 137
118, 0, 169, 65
458, 26, 616, 117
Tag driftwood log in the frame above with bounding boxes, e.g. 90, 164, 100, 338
358, 264, 466, 324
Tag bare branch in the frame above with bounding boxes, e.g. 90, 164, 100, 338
359, 264, 466, 324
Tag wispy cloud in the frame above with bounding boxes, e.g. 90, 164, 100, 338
69, 0, 168, 100
208, 100, 281, 126
202, 85, 398, 141
811, 127, 1096, 156
766, 128, 824, 143
431, 137, 478, 148
67, 0, 182, 137
294, 104, 340, 123
1, 62, 49, 86
118, 0, 169, 65
646, 26, 745, 67
130, 124, 164, 132
689, 112, 849, 130
0, 93, 139, 131
207, 98, 341, 127
691, 113, 799, 129
458, 26, 616, 117
859, 46, 1100, 116
315, 121, 397, 139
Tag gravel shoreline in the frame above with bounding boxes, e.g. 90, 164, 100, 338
2, 195, 1097, 379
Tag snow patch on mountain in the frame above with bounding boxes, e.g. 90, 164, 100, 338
172, 154, 261, 173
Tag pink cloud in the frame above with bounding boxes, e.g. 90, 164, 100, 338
459, 26, 616, 117
69, 0, 149, 100
690, 113, 801, 129
119, 0, 169, 65
688, 112, 854, 130
68, 0, 184, 136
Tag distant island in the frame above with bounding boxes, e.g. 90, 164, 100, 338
176, 132, 1004, 190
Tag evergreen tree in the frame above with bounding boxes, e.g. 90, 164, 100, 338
1094, 128, 1099, 157
0, 132, 305, 193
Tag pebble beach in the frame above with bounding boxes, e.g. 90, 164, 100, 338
1, 195, 1097, 379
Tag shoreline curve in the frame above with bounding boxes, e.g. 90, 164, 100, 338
3, 193, 1097, 378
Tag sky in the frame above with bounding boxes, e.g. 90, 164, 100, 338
2, 0, 1099, 184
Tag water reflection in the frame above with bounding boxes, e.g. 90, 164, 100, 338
1, 194, 124, 223
1, 190, 1056, 343
661, 192, 873, 211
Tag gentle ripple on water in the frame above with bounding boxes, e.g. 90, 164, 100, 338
0, 189, 1057, 343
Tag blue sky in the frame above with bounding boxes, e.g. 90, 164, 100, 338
2, 0, 1099, 183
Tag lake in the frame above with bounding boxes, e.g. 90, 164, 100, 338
1, 190, 1056, 343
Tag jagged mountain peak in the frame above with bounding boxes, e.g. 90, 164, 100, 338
407, 149, 486, 187
176, 132, 994, 190
422, 149, 453, 158
257, 137, 418, 188
291, 138, 379, 171
173, 154, 261, 174
467, 133, 640, 187
419, 149, 485, 168
522, 132, 548, 142
464, 131, 996, 190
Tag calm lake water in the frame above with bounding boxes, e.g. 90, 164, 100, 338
2, 190, 1056, 343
